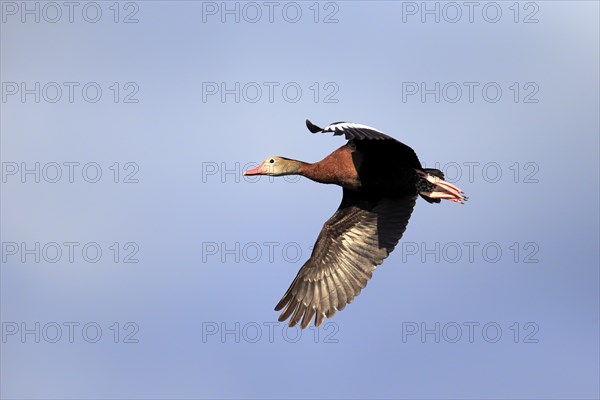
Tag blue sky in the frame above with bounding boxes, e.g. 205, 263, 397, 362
1, 1, 599, 399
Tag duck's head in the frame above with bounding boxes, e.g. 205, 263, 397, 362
243, 156, 302, 176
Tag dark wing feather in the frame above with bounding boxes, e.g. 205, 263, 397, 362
306, 119, 394, 141
306, 119, 422, 170
275, 190, 417, 329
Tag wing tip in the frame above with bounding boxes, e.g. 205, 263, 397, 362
274, 297, 288, 311
306, 119, 323, 133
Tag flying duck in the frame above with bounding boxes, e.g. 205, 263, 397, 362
244, 120, 467, 329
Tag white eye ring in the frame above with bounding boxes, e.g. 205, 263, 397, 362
269, 159, 275, 163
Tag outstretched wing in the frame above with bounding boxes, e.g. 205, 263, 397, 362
306, 119, 423, 170
306, 119, 395, 141
275, 190, 417, 329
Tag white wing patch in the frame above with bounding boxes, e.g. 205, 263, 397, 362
323, 122, 384, 134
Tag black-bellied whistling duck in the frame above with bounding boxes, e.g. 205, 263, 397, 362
244, 120, 467, 329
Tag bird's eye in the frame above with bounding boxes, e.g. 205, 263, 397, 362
269, 159, 274, 163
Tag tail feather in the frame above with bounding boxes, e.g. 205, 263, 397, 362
416, 169, 468, 204
423, 168, 444, 179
